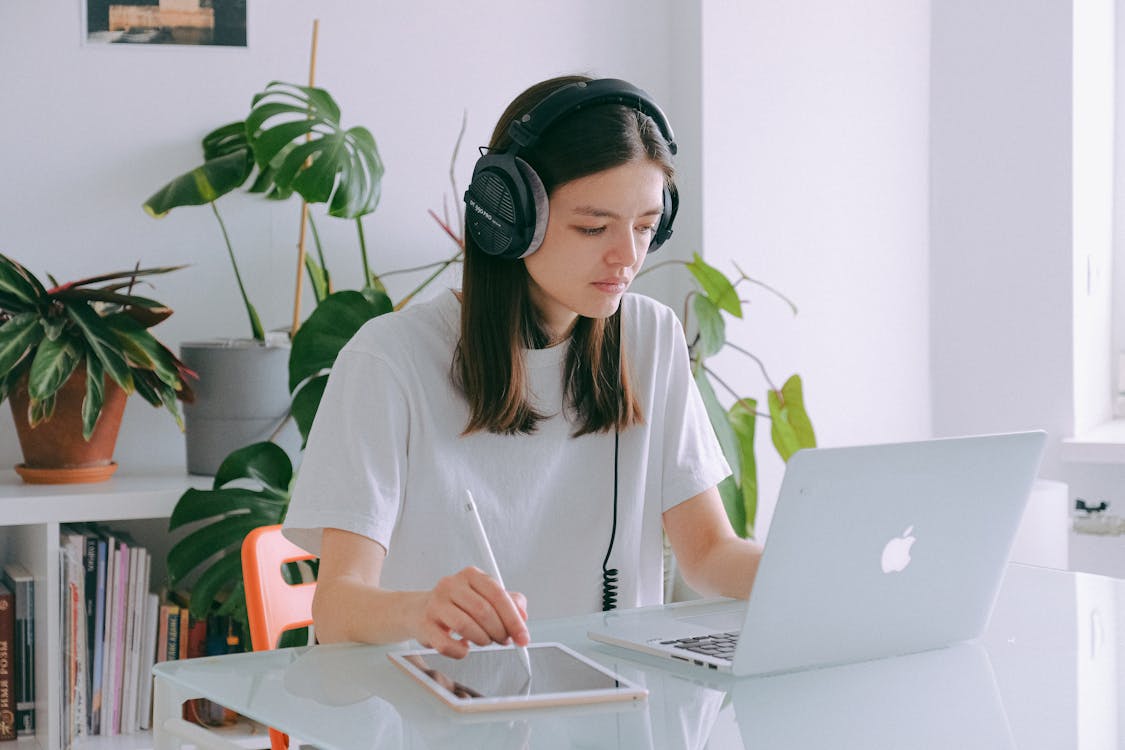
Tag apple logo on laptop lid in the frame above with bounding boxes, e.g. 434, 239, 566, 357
881, 526, 916, 574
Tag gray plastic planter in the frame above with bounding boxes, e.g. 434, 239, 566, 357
180, 336, 296, 476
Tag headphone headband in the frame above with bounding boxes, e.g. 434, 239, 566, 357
505, 78, 678, 155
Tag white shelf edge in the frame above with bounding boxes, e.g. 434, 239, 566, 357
0, 469, 211, 525
1062, 419, 1125, 463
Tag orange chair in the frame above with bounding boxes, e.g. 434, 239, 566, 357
241, 524, 317, 750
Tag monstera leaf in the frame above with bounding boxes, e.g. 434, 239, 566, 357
166, 441, 294, 622
288, 289, 392, 445
246, 81, 384, 219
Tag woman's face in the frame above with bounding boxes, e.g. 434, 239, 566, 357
524, 158, 667, 343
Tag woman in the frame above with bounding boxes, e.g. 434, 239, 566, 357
282, 75, 763, 658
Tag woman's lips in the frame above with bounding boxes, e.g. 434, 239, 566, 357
592, 280, 628, 293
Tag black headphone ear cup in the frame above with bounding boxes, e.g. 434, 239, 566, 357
464, 153, 538, 258
514, 158, 549, 257
648, 182, 678, 253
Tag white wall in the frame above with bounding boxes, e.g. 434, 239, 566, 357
3, 3, 939, 543
930, 0, 1075, 481
700, 1, 933, 536
0, 0, 687, 471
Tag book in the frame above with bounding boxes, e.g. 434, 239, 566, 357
88, 535, 107, 735
164, 604, 182, 665
119, 545, 141, 733
97, 530, 117, 736
122, 545, 150, 733
0, 581, 15, 741
107, 538, 129, 735
0, 564, 34, 737
137, 593, 160, 731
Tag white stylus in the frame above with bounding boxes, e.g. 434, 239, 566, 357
463, 489, 532, 676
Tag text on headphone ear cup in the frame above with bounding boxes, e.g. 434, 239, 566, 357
464, 153, 538, 258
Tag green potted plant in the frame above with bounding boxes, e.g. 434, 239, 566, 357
143, 80, 386, 475
163, 128, 470, 634
0, 253, 193, 483
671, 253, 816, 539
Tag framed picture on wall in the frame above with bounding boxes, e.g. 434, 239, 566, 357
84, 0, 247, 47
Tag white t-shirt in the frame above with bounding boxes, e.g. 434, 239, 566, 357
283, 289, 730, 618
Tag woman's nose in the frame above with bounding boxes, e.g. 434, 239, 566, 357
606, 227, 642, 266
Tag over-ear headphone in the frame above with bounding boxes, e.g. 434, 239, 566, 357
464, 78, 679, 261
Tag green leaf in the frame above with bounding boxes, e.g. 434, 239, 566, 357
768, 374, 816, 461
201, 121, 250, 160
213, 441, 293, 495
59, 264, 186, 290
289, 290, 390, 392
0, 313, 45, 380
686, 253, 741, 318
691, 294, 725, 359
187, 551, 244, 620
28, 394, 55, 427
52, 288, 173, 328
694, 369, 741, 481
169, 487, 288, 530
247, 82, 384, 219
215, 581, 246, 619
104, 314, 182, 390
304, 254, 329, 305
82, 354, 105, 440
167, 514, 270, 586
63, 302, 134, 394
717, 476, 745, 541
728, 398, 759, 538
0, 254, 48, 310
27, 336, 79, 401
143, 149, 254, 216
291, 374, 327, 448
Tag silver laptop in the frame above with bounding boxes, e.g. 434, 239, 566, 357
587, 431, 1047, 677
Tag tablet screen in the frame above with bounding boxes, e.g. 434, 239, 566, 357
389, 642, 645, 710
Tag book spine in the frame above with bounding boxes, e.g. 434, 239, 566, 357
63, 532, 88, 743
1, 565, 34, 737
0, 583, 15, 741
165, 606, 181, 664
137, 593, 160, 731
98, 536, 116, 737
89, 538, 107, 735
79, 532, 96, 733
109, 543, 129, 736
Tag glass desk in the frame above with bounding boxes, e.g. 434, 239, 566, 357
152, 563, 1125, 749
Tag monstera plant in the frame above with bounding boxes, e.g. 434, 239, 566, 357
165, 289, 392, 627
144, 81, 386, 341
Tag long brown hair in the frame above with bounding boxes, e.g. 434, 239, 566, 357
457, 75, 676, 436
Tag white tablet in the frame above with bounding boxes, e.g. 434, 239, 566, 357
388, 642, 648, 713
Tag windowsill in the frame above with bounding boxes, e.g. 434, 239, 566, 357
1062, 419, 1125, 463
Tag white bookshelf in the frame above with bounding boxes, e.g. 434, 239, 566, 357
0, 469, 268, 750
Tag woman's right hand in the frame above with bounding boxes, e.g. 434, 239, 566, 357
411, 566, 530, 659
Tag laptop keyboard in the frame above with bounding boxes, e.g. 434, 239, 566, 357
661, 631, 740, 660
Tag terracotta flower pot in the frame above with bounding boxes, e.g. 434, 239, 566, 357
8, 367, 128, 484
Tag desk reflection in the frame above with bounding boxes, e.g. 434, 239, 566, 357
281, 643, 724, 749
728, 642, 1014, 749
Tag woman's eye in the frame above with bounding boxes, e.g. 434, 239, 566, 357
637, 224, 657, 235
577, 226, 606, 236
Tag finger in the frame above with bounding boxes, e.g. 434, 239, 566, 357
426, 626, 471, 659
466, 571, 529, 646
509, 591, 529, 622
451, 584, 512, 645
428, 575, 497, 646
